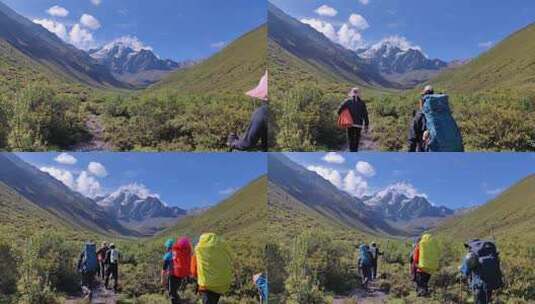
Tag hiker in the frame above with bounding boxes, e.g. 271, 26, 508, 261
408, 85, 463, 152
357, 244, 373, 289
162, 238, 192, 304
337, 87, 369, 152
228, 71, 268, 151
409, 238, 420, 282
191, 233, 233, 304
253, 273, 268, 303
96, 241, 109, 280
77, 241, 98, 298
105, 243, 120, 292
369, 242, 383, 280
460, 240, 504, 304
411, 233, 440, 297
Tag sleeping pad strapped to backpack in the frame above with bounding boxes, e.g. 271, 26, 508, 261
84, 243, 98, 273
172, 237, 192, 278
418, 234, 440, 274
422, 94, 464, 152
195, 233, 233, 294
467, 240, 503, 290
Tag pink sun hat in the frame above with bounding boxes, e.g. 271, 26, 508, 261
246, 71, 268, 101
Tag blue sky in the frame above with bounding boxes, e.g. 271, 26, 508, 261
3, 0, 266, 61
270, 0, 535, 61
285, 152, 535, 209
16, 152, 266, 209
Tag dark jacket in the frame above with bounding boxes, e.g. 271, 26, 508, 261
97, 246, 108, 262
337, 97, 369, 127
408, 110, 427, 152
232, 102, 268, 151
370, 246, 383, 261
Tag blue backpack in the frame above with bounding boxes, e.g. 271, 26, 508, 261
359, 245, 373, 267
422, 94, 464, 152
467, 240, 503, 290
83, 243, 98, 273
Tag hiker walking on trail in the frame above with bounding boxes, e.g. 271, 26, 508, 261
228, 71, 268, 152
408, 85, 463, 152
411, 233, 440, 297
162, 238, 193, 304
96, 241, 109, 280
105, 243, 120, 292
253, 273, 268, 303
357, 244, 373, 289
337, 87, 369, 152
77, 241, 98, 299
191, 233, 233, 304
369, 242, 383, 281
460, 240, 504, 304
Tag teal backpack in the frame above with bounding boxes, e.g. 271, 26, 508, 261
422, 94, 464, 152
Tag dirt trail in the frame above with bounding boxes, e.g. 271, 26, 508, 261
332, 282, 388, 304
65, 284, 118, 304
74, 114, 113, 152
340, 126, 380, 152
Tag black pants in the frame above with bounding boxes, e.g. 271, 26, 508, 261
201, 290, 221, 304
360, 266, 372, 289
415, 272, 431, 296
347, 127, 362, 152
371, 260, 378, 280
105, 263, 118, 290
81, 271, 95, 290
167, 276, 184, 304
474, 288, 493, 304
98, 261, 106, 280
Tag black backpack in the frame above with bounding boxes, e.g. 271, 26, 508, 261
467, 240, 503, 290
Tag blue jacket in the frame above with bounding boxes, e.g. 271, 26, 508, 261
460, 257, 487, 290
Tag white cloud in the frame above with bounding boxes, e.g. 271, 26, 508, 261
76, 171, 103, 198
322, 152, 345, 164
40, 167, 75, 189
343, 170, 369, 197
348, 14, 369, 30
301, 16, 368, 50
33, 18, 68, 40
374, 35, 422, 52
69, 23, 95, 50
301, 18, 338, 41
359, 0, 370, 5
46, 5, 69, 17
337, 23, 365, 50
88, 162, 108, 177
210, 41, 226, 49
478, 41, 493, 49
80, 14, 101, 30
315, 5, 338, 17
101, 36, 153, 51
54, 153, 77, 165
378, 182, 427, 199
219, 187, 238, 195
356, 161, 375, 177
307, 165, 343, 189
91, 0, 102, 6
485, 188, 503, 195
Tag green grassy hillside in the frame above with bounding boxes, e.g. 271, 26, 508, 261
150, 25, 266, 95
433, 23, 535, 93
436, 175, 535, 242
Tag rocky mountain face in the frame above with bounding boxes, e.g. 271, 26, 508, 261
88, 40, 196, 87
362, 183, 454, 221
95, 187, 186, 222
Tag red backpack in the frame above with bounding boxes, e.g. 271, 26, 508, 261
171, 237, 192, 278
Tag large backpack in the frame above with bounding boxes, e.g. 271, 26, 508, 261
83, 243, 98, 273
109, 249, 119, 264
418, 234, 440, 274
172, 237, 192, 278
422, 94, 464, 152
195, 233, 233, 294
467, 240, 503, 290
359, 245, 373, 267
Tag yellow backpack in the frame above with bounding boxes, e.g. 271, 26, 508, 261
418, 233, 440, 274
195, 233, 233, 294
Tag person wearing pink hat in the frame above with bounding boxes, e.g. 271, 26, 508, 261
227, 71, 268, 151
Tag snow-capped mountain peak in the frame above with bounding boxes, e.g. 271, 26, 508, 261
90, 36, 153, 60
360, 36, 426, 59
